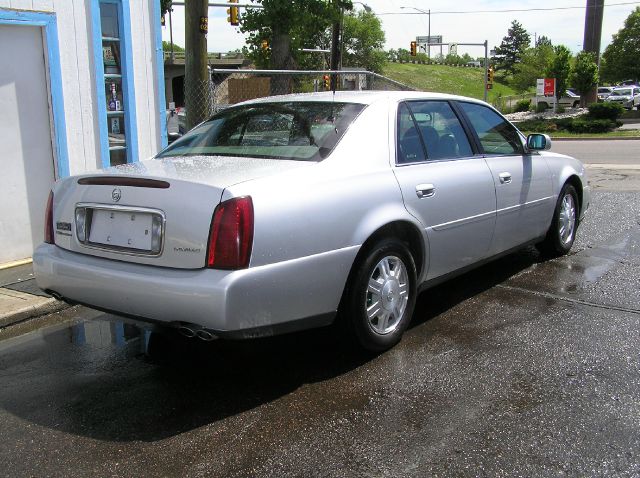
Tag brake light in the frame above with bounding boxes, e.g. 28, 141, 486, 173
44, 191, 54, 244
207, 197, 254, 269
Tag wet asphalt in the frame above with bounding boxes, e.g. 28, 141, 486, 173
1, 190, 639, 477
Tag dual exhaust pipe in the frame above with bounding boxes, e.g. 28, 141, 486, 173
177, 324, 217, 341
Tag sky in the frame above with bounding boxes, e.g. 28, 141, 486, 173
161, 1, 640, 59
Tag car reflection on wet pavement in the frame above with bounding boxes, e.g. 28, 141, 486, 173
1, 191, 639, 477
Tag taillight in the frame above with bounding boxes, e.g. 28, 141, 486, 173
207, 196, 254, 269
44, 191, 54, 244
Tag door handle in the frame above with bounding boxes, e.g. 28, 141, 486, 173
416, 183, 436, 198
498, 172, 512, 184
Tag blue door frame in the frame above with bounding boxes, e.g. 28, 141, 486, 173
0, 8, 70, 178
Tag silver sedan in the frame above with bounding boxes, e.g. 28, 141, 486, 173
34, 91, 590, 351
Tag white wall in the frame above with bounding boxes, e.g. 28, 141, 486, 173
0, 0, 163, 174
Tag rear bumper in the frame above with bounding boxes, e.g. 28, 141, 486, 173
33, 244, 358, 335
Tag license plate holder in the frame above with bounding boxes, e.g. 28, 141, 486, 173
88, 209, 156, 252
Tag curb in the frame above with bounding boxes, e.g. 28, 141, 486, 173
552, 136, 640, 141
0, 298, 70, 328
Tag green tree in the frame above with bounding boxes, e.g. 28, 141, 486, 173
240, 1, 349, 76
570, 51, 599, 106
511, 43, 554, 92
341, 10, 386, 73
535, 35, 552, 47
162, 41, 184, 52
601, 7, 640, 83
396, 48, 411, 63
161, 0, 172, 17
546, 45, 572, 105
494, 20, 531, 75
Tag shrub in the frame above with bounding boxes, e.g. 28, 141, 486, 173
568, 118, 616, 133
514, 99, 531, 112
587, 102, 624, 120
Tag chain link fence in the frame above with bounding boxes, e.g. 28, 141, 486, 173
178, 69, 414, 127
183, 76, 214, 130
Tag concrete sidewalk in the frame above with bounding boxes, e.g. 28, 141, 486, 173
0, 262, 69, 328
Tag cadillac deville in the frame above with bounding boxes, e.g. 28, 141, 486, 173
34, 91, 590, 351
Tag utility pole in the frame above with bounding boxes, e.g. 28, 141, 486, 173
185, 0, 209, 130
329, 7, 341, 90
583, 0, 604, 104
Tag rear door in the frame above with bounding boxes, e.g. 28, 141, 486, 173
393, 100, 496, 280
457, 101, 554, 255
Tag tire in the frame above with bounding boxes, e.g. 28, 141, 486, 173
339, 238, 417, 352
537, 184, 579, 257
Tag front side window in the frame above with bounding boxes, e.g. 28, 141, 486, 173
459, 102, 524, 155
157, 102, 365, 161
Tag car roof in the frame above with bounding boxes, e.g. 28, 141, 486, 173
235, 90, 488, 107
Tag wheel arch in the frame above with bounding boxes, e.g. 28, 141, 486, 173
352, 220, 427, 280
562, 173, 584, 216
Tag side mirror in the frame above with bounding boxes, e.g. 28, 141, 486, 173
527, 133, 552, 151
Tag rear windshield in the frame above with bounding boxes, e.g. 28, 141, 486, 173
156, 101, 365, 161
612, 89, 632, 96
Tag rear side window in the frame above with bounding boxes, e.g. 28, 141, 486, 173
157, 102, 365, 162
408, 101, 473, 160
397, 103, 426, 163
459, 102, 524, 155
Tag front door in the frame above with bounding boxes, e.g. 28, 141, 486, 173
0, 25, 56, 263
393, 100, 496, 281
457, 102, 554, 255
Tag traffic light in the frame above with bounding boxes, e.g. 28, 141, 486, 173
322, 74, 330, 90
487, 66, 494, 84
227, 0, 239, 26
410, 41, 417, 57
261, 39, 269, 51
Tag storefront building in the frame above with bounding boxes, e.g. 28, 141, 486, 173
0, 0, 167, 264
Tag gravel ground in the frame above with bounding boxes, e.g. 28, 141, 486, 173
505, 108, 588, 123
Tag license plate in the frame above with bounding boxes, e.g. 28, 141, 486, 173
89, 209, 154, 251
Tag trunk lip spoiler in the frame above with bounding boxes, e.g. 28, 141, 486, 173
77, 177, 170, 189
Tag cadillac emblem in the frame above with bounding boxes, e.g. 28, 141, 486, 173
112, 188, 122, 202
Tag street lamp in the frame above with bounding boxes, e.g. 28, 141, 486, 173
400, 6, 431, 58
353, 1, 372, 12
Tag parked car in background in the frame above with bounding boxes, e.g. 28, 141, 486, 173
535, 90, 581, 110
597, 86, 614, 101
34, 91, 590, 352
605, 86, 640, 110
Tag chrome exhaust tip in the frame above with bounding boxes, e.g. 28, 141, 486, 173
195, 329, 216, 341
178, 326, 197, 338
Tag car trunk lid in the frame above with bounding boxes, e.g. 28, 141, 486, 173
52, 156, 311, 269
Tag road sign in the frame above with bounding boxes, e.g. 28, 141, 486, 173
416, 35, 442, 44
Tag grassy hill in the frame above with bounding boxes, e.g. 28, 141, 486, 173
383, 62, 519, 103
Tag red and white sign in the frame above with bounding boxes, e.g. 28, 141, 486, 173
536, 78, 556, 97
544, 78, 556, 97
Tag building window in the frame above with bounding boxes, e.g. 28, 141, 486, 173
94, 0, 137, 167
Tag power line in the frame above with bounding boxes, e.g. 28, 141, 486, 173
375, 1, 640, 16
